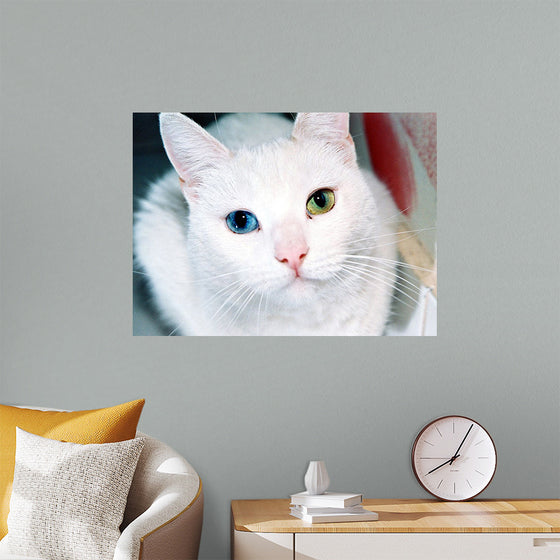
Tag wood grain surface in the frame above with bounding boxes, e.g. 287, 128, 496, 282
231, 499, 560, 534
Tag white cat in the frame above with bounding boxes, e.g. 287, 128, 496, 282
134, 112, 400, 335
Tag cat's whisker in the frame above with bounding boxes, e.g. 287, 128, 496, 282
342, 268, 418, 312
387, 291, 423, 313
341, 263, 419, 308
353, 225, 436, 241
344, 226, 436, 248
344, 238, 408, 254
344, 254, 421, 282
213, 112, 224, 143
344, 233, 384, 246
372, 233, 421, 250
341, 254, 434, 273
227, 288, 257, 332
264, 291, 270, 328
133, 269, 149, 276
344, 258, 423, 295
346, 232, 432, 252
329, 270, 346, 286
256, 292, 265, 336
217, 283, 255, 327
167, 324, 182, 336
325, 270, 344, 290
344, 235, 402, 251
209, 282, 249, 323
378, 226, 436, 238
383, 286, 421, 314
393, 264, 426, 285
377, 227, 436, 242
338, 263, 401, 299
189, 268, 254, 284
371, 257, 436, 273
222, 285, 257, 330
204, 278, 246, 310
345, 256, 420, 281
383, 207, 411, 221
331, 269, 357, 292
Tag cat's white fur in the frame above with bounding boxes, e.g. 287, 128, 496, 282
134, 113, 399, 335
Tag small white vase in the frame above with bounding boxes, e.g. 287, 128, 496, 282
304, 460, 330, 495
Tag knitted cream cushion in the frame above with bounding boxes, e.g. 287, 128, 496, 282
3, 428, 144, 560
0, 398, 145, 538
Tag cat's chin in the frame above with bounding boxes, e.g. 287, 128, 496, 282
272, 275, 324, 307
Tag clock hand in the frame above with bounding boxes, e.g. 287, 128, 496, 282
426, 424, 473, 475
449, 423, 473, 464
426, 455, 461, 475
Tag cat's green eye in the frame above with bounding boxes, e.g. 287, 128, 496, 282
306, 188, 335, 216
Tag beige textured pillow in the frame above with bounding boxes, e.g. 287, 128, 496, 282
3, 428, 144, 560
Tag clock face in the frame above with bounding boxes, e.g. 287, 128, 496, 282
412, 416, 497, 501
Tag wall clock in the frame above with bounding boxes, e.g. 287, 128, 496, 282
411, 415, 497, 501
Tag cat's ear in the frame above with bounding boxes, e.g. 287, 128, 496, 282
292, 113, 355, 163
159, 113, 232, 199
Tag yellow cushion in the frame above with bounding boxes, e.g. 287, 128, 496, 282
0, 398, 145, 538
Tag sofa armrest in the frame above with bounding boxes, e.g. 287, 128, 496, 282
114, 485, 203, 560
114, 433, 203, 560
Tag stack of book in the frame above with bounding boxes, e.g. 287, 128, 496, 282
289, 491, 378, 524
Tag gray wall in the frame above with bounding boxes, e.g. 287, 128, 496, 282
1, 2, 558, 559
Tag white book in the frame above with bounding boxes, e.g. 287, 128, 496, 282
290, 491, 363, 508
290, 506, 378, 524
292, 504, 365, 515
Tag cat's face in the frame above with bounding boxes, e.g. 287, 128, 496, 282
160, 113, 379, 313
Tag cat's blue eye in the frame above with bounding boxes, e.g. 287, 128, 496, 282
226, 210, 259, 234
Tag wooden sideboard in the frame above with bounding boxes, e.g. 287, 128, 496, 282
231, 498, 560, 559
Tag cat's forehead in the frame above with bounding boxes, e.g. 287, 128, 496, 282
228, 140, 342, 195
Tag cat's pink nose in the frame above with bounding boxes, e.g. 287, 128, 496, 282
275, 245, 308, 275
